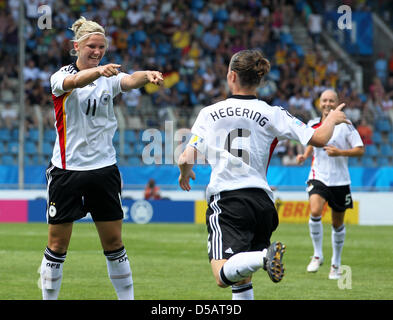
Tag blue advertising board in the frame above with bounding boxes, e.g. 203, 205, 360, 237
27, 198, 195, 223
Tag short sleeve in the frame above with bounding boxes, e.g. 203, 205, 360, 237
346, 123, 364, 148
190, 109, 208, 140
50, 69, 72, 97
272, 107, 315, 146
111, 72, 128, 97
189, 109, 208, 155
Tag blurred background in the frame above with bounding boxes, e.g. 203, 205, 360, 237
0, 0, 393, 192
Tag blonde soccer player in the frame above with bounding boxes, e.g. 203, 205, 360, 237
296, 89, 364, 279
39, 16, 163, 300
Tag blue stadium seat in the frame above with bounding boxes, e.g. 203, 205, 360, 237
27, 128, 39, 142
24, 155, 34, 165
113, 131, 120, 144
7, 141, 19, 155
43, 142, 53, 156
34, 155, 47, 165
127, 156, 141, 166
348, 156, 359, 167
2, 154, 15, 165
44, 129, 56, 142
362, 156, 375, 167
24, 141, 37, 155
125, 130, 137, 144
123, 143, 133, 156
0, 142, 6, 154
0, 128, 11, 142
10, 128, 19, 141
389, 132, 393, 144
364, 144, 378, 157
377, 156, 390, 167
380, 143, 393, 157
134, 142, 145, 156
375, 119, 391, 132
372, 132, 382, 144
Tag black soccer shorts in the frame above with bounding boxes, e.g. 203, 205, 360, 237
45, 163, 124, 224
206, 188, 279, 261
307, 179, 353, 212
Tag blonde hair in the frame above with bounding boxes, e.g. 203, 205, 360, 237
69, 16, 107, 55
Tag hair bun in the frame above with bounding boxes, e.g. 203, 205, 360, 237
254, 56, 271, 78
70, 16, 87, 35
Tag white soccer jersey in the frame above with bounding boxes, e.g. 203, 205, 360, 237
189, 95, 315, 202
50, 63, 127, 170
307, 118, 364, 186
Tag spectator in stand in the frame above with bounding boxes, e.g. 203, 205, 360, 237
381, 92, 393, 125
375, 52, 388, 85
356, 118, 373, 145
369, 77, 385, 105
24, 59, 40, 82
385, 75, 393, 99
388, 49, 393, 76
345, 100, 362, 127
0, 102, 18, 129
307, 11, 322, 46
144, 178, 162, 200
201, 26, 221, 53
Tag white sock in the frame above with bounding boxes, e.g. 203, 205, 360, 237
40, 247, 66, 300
232, 282, 254, 300
220, 251, 266, 285
104, 246, 134, 300
309, 216, 323, 258
331, 225, 346, 267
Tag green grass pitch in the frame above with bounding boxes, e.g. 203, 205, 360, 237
0, 222, 392, 300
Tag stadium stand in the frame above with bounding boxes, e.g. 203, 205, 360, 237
0, 0, 392, 169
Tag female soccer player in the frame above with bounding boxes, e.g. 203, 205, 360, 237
296, 89, 364, 279
40, 16, 163, 300
178, 49, 350, 299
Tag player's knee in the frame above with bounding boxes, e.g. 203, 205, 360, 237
216, 278, 228, 288
102, 238, 123, 252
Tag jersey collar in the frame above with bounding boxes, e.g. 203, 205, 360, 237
228, 94, 257, 100
72, 62, 80, 72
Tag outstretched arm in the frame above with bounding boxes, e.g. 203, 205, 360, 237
121, 70, 163, 91
63, 64, 122, 91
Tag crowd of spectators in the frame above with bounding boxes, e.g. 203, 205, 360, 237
0, 0, 393, 166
